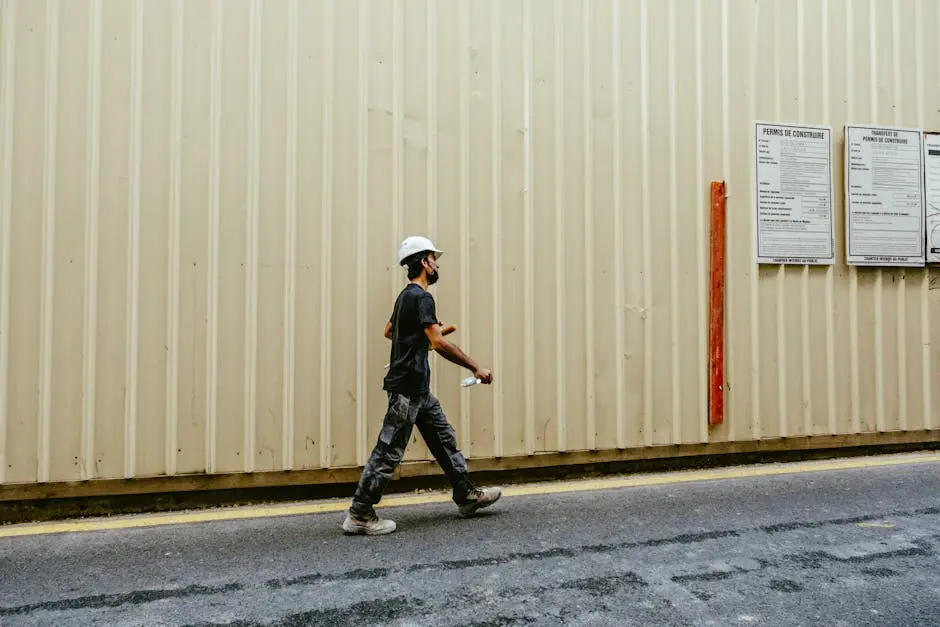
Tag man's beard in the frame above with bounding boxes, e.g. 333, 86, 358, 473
427, 269, 439, 285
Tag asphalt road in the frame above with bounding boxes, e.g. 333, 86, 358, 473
2, 455, 940, 626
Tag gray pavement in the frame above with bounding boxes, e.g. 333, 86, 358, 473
2, 456, 940, 626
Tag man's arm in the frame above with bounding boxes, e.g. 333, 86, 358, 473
424, 323, 492, 383
384, 321, 393, 340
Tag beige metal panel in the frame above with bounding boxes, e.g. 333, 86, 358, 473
255, 0, 290, 473
175, 0, 213, 475
463, 0, 495, 459
530, 0, 561, 453
433, 0, 475, 454
214, 0, 249, 474
299, 0, 332, 472
95, 0, 132, 479
325, 0, 363, 469
5, 0, 49, 484
50, 0, 92, 483
497, 0, 529, 458
136, 0, 172, 478
0, 0, 14, 483
620, 0, 650, 450
560, 0, 589, 453
588, 0, 616, 452
3, 0, 940, 489
674, 0, 711, 446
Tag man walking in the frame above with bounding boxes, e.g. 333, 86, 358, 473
342, 236, 502, 535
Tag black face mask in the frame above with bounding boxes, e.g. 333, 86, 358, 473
423, 256, 440, 285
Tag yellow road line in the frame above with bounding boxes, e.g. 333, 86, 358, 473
1, 452, 938, 539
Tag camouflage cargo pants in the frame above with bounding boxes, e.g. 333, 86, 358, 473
351, 391, 470, 511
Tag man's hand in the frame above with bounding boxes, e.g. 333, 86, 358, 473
474, 367, 493, 384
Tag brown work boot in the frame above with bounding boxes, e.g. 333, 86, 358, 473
342, 505, 397, 536
457, 486, 502, 518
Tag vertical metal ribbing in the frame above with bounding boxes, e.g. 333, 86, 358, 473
392, 0, 403, 310
847, 0, 861, 434
458, 0, 472, 454
822, 0, 838, 436
427, 0, 440, 405
0, 0, 17, 484
427, 0, 438, 240
318, 0, 335, 469
917, 0, 933, 430
522, 0, 536, 456
491, 0, 504, 457
82, 0, 102, 480
869, 0, 886, 433
205, 0, 223, 472
640, 0, 653, 446
772, 0, 787, 440
668, 0, 681, 444
553, 0, 568, 452
891, 0, 908, 432
694, 0, 709, 443
38, 0, 60, 483
124, 0, 144, 478
165, 0, 183, 475
798, 0, 813, 437
721, 0, 738, 436
354, 0, 368, 465
281, 0, 299, 470
582, 0, 596, 450
612, 0, 626, 449
243, 0, 262, 472
748, 0, 763, 439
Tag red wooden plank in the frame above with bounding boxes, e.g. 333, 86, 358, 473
709, 181, 726, 427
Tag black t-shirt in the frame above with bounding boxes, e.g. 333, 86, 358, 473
383, 283, 439, 397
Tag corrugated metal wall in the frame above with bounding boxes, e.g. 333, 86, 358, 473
722, 0, 940, 444
1, 0, 938, 487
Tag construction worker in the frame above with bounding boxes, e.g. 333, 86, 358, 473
342, 236, 502, 535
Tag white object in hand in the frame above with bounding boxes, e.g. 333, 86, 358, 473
461, 377, 481, 388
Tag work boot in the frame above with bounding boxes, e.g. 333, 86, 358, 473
457, 485, 502, 518
342, 505, 397, 536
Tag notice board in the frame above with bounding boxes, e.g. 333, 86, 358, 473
844, 125, 925, 267
754, 122, 835, 265
925, 133, 940, 263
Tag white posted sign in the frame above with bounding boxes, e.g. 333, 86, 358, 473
754, 122, 834, 264
925, 133, 940, 263
844, 125, 925, 267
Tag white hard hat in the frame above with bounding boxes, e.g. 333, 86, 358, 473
398, 235, 443, 265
